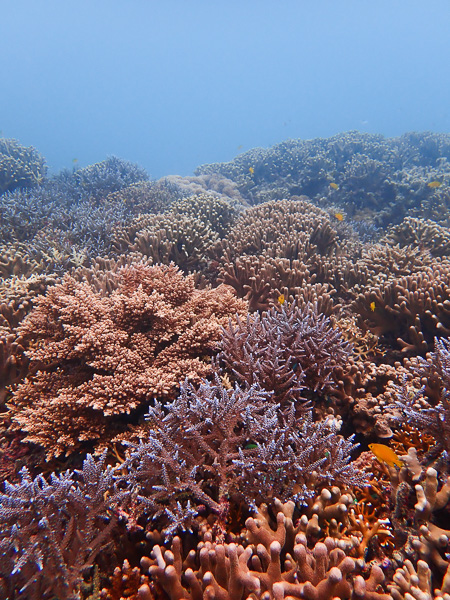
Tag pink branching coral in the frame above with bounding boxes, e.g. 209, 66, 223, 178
220, 301, 353, 404
9, 263, 247, 457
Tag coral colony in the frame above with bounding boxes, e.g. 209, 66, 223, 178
3, 132, 450, 599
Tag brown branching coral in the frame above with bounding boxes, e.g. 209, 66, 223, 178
216, 198, 355, 312
221, 198, 339, 260
386, 217, 450, 257
219, 253, 340, 314
9, 263, 247, 457
112, 193, 238, 275
353, 260, 450, 355
354, 242, 434, 288
0, 272, 59, 335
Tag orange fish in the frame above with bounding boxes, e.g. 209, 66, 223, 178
370, 301, 376, 312
427, 181, 441, 188
334, 212, 344, 221
278, 294, 285, 305
330, 182, 339, 190
369, 443, 402, 467
249, 166, 254, 175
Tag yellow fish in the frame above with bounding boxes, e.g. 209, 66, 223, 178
330, 182, 339, 190
278, 294, 285, 305
334, 212, 344, 221
370, 301, 376, 312
427, 181, 441, 188
369, 443, 402, 468
249, 166, 254, 175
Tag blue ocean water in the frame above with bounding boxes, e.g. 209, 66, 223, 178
1, 0, 449, 177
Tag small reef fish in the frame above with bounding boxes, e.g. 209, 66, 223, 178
370, 301, 376, 312
278, 294, 285, 305
330, 182, 339, 190
249, 166, 254, 175
334, 212, 344, 221
368, 443, 403, 467
427, 181, 441, 188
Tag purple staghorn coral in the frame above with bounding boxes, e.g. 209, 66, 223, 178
119, 375, 366, 538
394, 336, 450, 463
0, 452, 126, 600
219, 301, 353, 404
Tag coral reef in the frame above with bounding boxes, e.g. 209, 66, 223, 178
195, 131, 450, 225
3, 132, 450, 599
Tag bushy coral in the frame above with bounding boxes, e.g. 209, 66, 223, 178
0, 452, 124, 600
118, 375, 365, 536
70, 155, 149, 201
9, 263, 247, 457
220, 301, 353, 404
0, 138, 47, 194
394, 336, 450, 459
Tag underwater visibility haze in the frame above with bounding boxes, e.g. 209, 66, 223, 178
1, 0, 450, 176
3, 2, 450, 600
